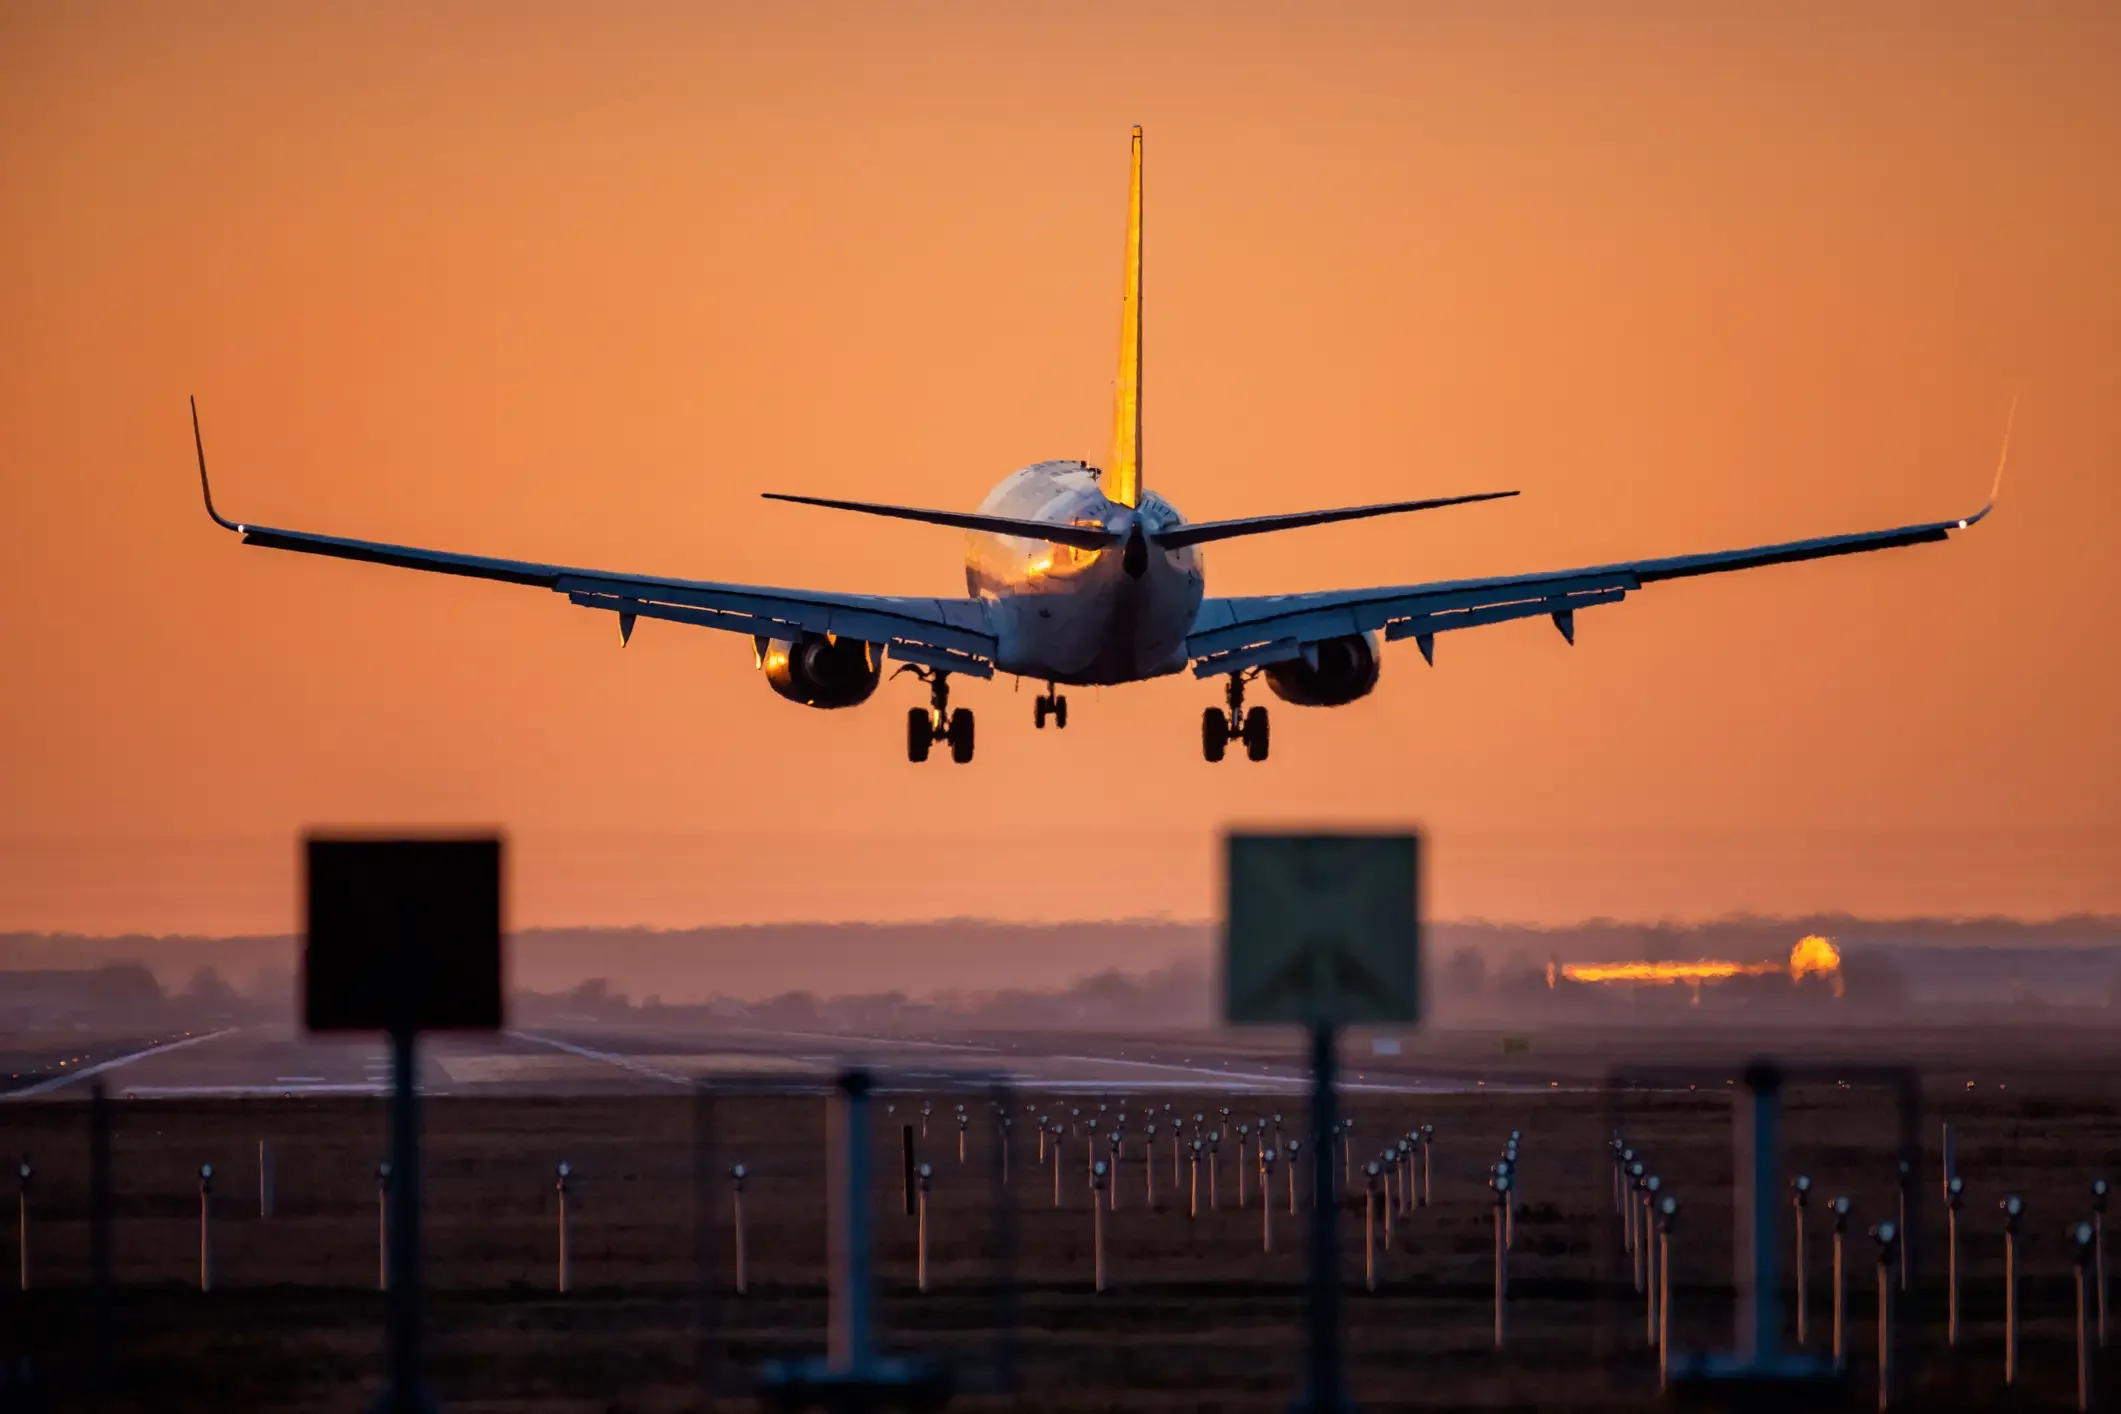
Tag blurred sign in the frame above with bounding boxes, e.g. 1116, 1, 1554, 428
304, 836, 504, 1033
1224, 832, 1420, 1025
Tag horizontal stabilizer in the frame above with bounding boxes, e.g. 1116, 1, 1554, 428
1153, 490, 1517, 549
762, 492, 1122, 551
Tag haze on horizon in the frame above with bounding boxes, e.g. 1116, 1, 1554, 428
3, 2, 2117, 939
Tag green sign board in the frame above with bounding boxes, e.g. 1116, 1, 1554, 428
1223, 832, 1422, 1025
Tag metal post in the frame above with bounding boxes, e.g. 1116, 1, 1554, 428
2074, 1221, 2096, 1413
1621, 1148, 1637, 1252
1236, 1125, 1250, 1210
198, 1164, 214, 1292
1261, 1148, 1276, 1253
916, 1163, 932, 1295
1792, 1175, 1812, 1346
1091, 1160, 1107, 1294
1735, 1062, 1783, 1363
1306, 1021, 1344, 1414
1874, 1223, 1897, 1411
1052, 1130, 1062, 1209
1363, 1164, 1379, 1292
1109, 1132, 1121, 1211
1382, 1155, 1394, 1249
1287, 1140, 1301, 1216
1420, 1125, 1433, 1208
1189, 1142, 1201, 1219
556, 1162, 572, 1294
1644, 1176, 1661, 1344
1657, 1196, 1677, 1391
2093, 1180, 2109, 1347
2002, 1195, 2024, 1386
1831, 1197, 1851, 1368
89, 1081, 113, 1396
1209, 1134, 1221, 1211
827, 1069, 876, 1369
731, 1164, 748, 1296
15, 1158, 29, 1292
1493, 1171, 1511, 1349
902, 1126, 917, 1218
1946, 1177, 1964, 1346
258, 1139, 276, 1220
377, 1162, 391, 1291
1629, 1163, 1646, 1293
1144, 1126, 1155, 1207
379, 1026, 433, 1414
1939, 1122, 1954, 1209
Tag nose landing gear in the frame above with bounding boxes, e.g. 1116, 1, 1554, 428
1203, 671, 1269, 762
1033, 682, 1069, 730
899, 668, 975, 764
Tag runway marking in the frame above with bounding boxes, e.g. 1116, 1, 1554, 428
8, 1029, 239, 1099
506, 1030, 688, 1086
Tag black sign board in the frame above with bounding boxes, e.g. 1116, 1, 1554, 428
304, 836, 504, 1033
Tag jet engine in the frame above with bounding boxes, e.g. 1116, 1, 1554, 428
760, 633, 882, 708
1264, 632, 1380, 707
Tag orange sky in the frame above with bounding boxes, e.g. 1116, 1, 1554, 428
3, 1, 2118, 936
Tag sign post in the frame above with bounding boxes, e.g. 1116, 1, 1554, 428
1225, 831, 1421, 1414
306, 835, 504, 1414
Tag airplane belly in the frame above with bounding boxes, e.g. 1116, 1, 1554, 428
993, 557, 1199, 685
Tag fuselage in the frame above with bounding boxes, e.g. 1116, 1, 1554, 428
966, 460, 1204, 685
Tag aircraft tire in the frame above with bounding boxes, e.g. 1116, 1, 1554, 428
1202, 708, 1228, 763
1034, 699, 1047, 729
1054, 696, 1068, 729
1243, 706, 1270, 762
907, 707, 933, 762
948, 707, 976, 764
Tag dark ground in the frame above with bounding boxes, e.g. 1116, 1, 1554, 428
5, 1029, 2121, 1412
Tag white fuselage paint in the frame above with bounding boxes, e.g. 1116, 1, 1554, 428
965, 460, 1203, 686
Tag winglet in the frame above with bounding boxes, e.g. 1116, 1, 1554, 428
1960, 396, 2014, 529
191, 396, 242, 532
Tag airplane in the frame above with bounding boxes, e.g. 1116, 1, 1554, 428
192, 126, 2007, 766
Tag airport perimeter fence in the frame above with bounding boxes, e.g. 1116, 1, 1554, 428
4, 1061, 2120, 1410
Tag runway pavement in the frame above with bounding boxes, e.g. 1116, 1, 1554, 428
3, 1021, 1510, 1100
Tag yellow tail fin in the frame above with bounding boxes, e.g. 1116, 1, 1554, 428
1108, 126, 1144, 508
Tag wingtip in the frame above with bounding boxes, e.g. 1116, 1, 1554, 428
1961, 396, 2015, 529
191, 395, 242, 533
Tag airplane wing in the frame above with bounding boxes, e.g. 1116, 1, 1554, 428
191, 401, 998, 677
1187, 490, 2001, 677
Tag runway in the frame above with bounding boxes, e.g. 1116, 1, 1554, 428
5, 1020, 1514, 1100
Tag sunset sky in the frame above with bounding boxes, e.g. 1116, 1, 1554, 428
3, 2, 2117, 936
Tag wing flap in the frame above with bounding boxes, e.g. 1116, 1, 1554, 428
1190, 504, 1989, 668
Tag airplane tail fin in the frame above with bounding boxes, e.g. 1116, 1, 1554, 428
1108, 126, 1144, 509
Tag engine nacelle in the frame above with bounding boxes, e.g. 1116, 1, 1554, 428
1264, 632, 1380, 707
760, 634, 882, 709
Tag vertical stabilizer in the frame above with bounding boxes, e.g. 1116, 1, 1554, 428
1108, 126, 1144, 508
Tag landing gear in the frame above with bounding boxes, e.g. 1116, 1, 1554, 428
1033, 682, 1069, 730
1203, 672, 1269, 763
899, 668, 975, 764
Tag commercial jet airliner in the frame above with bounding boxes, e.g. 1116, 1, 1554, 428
193, 127, 2006, 765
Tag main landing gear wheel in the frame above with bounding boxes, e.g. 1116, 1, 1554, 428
899, 667, 974, 764
1034, 684, 1069, 730
1203, 671, 1269, 762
